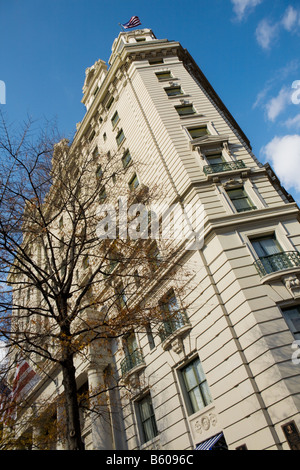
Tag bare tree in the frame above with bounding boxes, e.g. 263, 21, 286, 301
0, 114, 190, 450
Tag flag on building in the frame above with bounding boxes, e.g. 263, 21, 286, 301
0, 360, 39, 424
12, 360, 39, 402
121, 16, 141, 29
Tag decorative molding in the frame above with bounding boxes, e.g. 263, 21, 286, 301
283, 274, 300, 298
194, 411, 218, 435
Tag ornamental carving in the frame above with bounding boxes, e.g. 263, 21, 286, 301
283, 274, 300, 298
194, 412, 217, 434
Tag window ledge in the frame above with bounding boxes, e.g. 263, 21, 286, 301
120, 362, 146, 389
179, 113, 205, 120
158, 77, 178, 82
140, 435, 161, 451
161, 324, 192, 352
167, 93, 190, 100
258, 266, 300, 285
205, 167, 250, 181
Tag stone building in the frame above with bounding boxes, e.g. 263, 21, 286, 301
6, 28, 300, 451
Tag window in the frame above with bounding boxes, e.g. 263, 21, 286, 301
105, 250, 119, 275
165, 86, 183, 97
159, 289, 188, 341
96, 165, 103, 179
129, 173, 139, 191
175, 104, 195, 116
111, 111, 120, 128
103, 132, 107, 142
116, 129, 125, 147
146, 324, 155, 350
206, 153, 224, 165
148, 242, 161, 271
134, 269, 141, 288
149, 58, 164, 65
124, 332, 137, 356
156, 71, 172, 80
88, 129, 96, 142
115, 283, 127, 309
188, 126, 209, 139
251, 234, 282, 258
93, 146, 100, 159
99, 186, 107, 203
251, 234, 300, 276
122, 150, 132, 169
281, 306, 300, 340
180, 357, 212, 415
82, 255, 89, 270
226, 187, 255, 212
137, 394, 158, 443
136, 37, 146, 42
106, 95, 114, 110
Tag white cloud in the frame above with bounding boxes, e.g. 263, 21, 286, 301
261, 135, 300, 192
253, 60, 300, 109
265, 86, 291, 121
231, 0, 263, 21
284, 114, 300, 129
282, 5, 300, 32
256, 6, 300, 50
255, 18, 279, 49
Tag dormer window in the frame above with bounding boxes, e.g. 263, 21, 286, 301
165, 86, 183, 97
149, 58, 164, 65
175, 104, 195, 116
188, 126, 209, 139
156, 71, 172, 81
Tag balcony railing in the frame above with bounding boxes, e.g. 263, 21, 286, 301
120, 349, 145, 376
159, 310, 189, 343
203, 160, 246, 175
254, 251, 300, 277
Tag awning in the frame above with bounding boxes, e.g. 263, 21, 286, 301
195, 432, 224, 450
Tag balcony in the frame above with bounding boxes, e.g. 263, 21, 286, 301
254, 251, 300, 278
159, 310, 191, 351
120, 348, 145, 377
203, 160, 246, 175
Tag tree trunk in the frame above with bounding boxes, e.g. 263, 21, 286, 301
61, 354, 85, 450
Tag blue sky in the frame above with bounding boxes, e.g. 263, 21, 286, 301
0, 0, 300, 204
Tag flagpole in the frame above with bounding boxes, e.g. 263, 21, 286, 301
118, 23, 126, 31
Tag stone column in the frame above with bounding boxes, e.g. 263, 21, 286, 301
87, 364, 113, 450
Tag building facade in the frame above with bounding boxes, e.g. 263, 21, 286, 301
7, 29, 300, 451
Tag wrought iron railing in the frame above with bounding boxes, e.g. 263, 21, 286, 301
203, 160, 246, 175
120, 349, 145, 376
159, 310, 189, 343
254, 251, 300, 277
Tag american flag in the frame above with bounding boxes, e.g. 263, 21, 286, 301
12, 360, 39, 402
121, 16, 142, 29
0, 360, 39, 423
